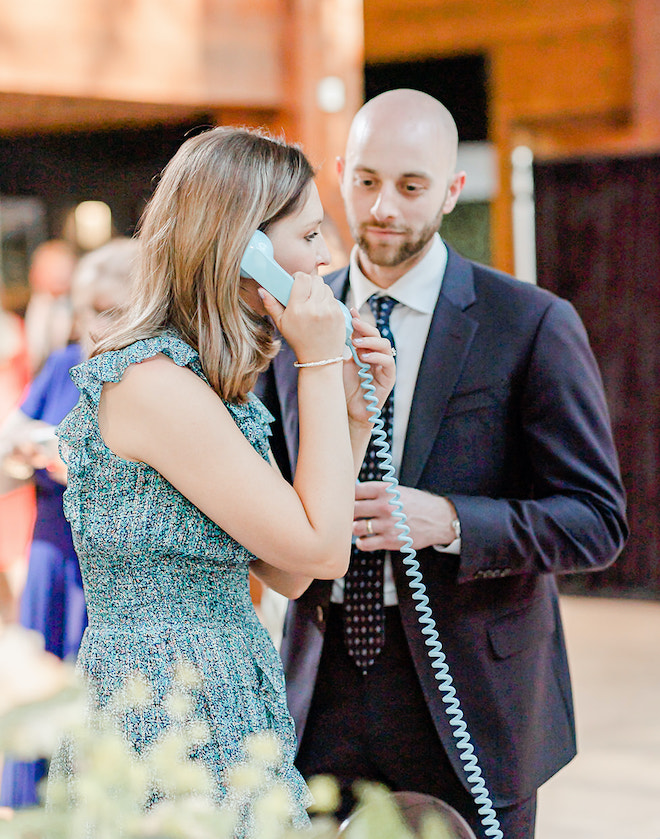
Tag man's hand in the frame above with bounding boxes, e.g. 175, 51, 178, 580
353, 482, 458, 552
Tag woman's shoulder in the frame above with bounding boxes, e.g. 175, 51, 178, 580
71, 331, 203, 395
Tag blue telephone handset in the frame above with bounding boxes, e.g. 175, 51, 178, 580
240, 230, 353, 343
241, 230, 503, 839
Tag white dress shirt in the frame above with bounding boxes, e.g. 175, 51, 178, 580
332, 234, 460, 605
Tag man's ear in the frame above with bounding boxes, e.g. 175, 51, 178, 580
336, 156, 346, 186
442, 171, 466, 215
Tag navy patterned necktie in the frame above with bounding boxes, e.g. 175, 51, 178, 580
343, 294, 397, 674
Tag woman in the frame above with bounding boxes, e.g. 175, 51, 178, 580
0, 299, 32, 624
0, 238, 137, 807
48, 128, 395, 827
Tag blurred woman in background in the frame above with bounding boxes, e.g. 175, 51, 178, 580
0, 292, 32, 624
0, 238, 137, 808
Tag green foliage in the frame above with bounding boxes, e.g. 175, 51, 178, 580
0, 626, 456, 839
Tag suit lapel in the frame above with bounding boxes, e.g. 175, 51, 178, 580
272, 339, 300, 467
284, 258, 478, 488
327, 267, 351, 305
400, 249, 478, 487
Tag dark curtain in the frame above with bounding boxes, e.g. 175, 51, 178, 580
535, 154, 660, 598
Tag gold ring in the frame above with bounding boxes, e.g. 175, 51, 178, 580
365, 518, 374, 536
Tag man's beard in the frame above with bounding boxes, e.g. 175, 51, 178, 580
353, 208, 445, 268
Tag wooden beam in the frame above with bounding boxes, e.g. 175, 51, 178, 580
276, 0, 365, 263
0, 0, 284, 108
365, 0, 628, 61
632, 0, 660, 138
498, 0, 660, 161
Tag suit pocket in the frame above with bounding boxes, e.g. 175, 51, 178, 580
444, 382, 506, 418
487, 597, 555, 660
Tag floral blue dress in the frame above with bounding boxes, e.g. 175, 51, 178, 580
49, 332, 309, 824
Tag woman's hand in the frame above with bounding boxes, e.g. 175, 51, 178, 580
260, 272, 347, 364
343, 310, 396, 426
0, 417, 64, 483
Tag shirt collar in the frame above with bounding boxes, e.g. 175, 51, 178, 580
347, 233, 448, 314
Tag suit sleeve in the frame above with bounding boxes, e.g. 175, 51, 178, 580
254, 364, 293, 484
451, 297, 628, 582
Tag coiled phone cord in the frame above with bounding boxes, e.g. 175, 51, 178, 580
350, 343, 504, 839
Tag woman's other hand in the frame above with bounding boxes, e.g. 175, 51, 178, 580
343, 310, 396, 426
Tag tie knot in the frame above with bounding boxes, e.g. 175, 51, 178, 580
368, 294, 397, 331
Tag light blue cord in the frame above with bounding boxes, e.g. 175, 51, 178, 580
350, 343, 503, 839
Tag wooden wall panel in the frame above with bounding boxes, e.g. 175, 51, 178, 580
493, 25, 631, 121
0, 93, 212, 135
0, 0, 283, 107
364, 0, 628, 61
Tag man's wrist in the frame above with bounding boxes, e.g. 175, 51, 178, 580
443, 498, 460, 545
431, 498, 461, 552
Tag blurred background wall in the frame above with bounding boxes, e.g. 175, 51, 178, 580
0, 0, 657, 597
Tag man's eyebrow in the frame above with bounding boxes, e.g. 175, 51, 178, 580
400, 171, 432, 180
354, 165, 431, 180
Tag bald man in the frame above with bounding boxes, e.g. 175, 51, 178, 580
256, 89, 627, 838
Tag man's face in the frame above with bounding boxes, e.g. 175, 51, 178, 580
339, 118, 462, 281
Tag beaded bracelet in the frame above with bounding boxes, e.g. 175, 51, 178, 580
293, 355, 345, 368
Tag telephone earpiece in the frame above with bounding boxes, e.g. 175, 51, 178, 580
241, 230, 353, 343
240, 230, 296, 308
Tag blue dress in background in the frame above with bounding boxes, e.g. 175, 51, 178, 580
0, 343, 88, 808
47, 333, 310, 828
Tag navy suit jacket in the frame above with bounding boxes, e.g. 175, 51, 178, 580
255, 245, 628, 807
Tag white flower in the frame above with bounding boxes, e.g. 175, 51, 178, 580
121, 672, 153, 708
186, 719, 212, 745
138, 796, 233, 839
252, 783, 294, 823
243, 730, 282, 767
173, 661, 202, 689
173, 763, 215, 797
165, 690, 195, 718
307, 774, 341, 814
148, 730, 190, 767
225, 762, 267, 793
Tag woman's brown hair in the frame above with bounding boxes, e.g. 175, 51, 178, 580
93, 127, 314, 402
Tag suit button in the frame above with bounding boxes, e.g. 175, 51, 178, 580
316, 605, 324, 623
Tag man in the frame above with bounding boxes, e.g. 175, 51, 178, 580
256, 89, 627, 838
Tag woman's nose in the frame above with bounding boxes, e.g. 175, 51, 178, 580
316, 235, 331, 268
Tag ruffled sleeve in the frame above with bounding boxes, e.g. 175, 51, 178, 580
57, 333, 204, 533
226, 394, 274, 461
